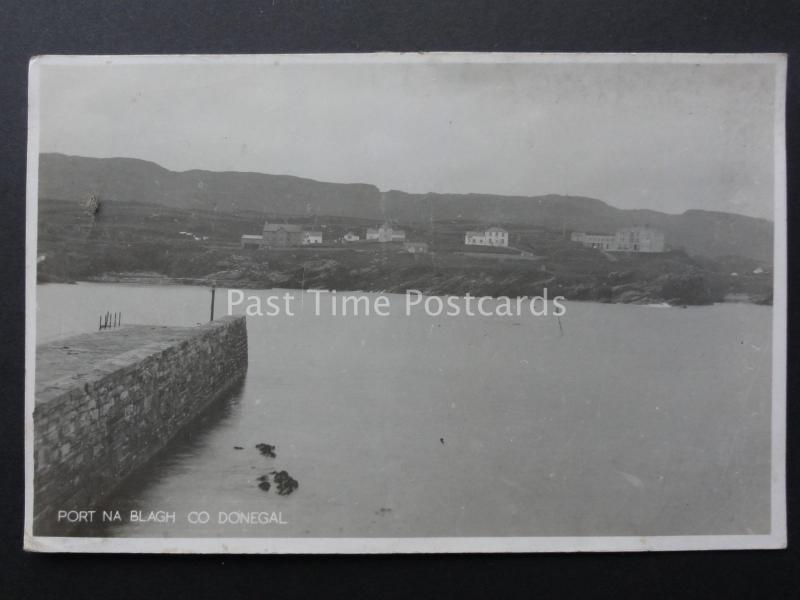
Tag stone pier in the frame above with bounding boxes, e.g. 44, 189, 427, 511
33, 316, 248, 534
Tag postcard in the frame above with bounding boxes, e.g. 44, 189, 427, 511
24, 53, 787, 553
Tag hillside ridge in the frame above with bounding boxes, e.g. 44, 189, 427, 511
38, 153, 774, 262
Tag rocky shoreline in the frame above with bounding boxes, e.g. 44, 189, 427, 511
57, 263, 772, 307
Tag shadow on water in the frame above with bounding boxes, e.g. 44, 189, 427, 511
58, 380, 247, 537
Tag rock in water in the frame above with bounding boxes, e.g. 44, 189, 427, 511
255, 443, 276, 458
273, 470, 299, 496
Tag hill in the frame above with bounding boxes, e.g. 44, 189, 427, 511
38, 153, 383, 220
38, 153, 774, 262
36, 197, 773, 306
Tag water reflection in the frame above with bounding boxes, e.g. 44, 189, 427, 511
74, 381, 246, 537
36, 284, 773, 538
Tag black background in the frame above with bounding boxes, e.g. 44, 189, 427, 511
0, 1, 798, 598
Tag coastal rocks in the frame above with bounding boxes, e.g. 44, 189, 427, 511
752, 292, 773, 305
301, 258, 339, 272
656, 272, 714, 305
273, 470, 299, 495
255, 470, 298, 496
250, 445, 298, 495
605, 270, 636, 285
255, 443, 276, 458
611, 288, 657, 304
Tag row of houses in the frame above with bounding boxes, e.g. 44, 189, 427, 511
240, 222, 408, 249
240, 222, 664, 254
348, 224, 510, 248
570, 227, 665, 253
462, 225, 665, 253
240, 223, 324, 249
464, 226, 509, 247
365, 223, 406, 243
241, 221, 508, 250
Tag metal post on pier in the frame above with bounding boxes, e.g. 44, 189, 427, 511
98, 310, 123, 331
210, 284, 216, 321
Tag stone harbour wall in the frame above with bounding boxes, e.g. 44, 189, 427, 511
33, 316, 248, 534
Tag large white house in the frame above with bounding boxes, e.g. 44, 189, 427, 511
571, 226, 665, 253
302, 231, 323, 245
366, 223, 406, 243
464, 226, 509, 247
241, 222, 324, 248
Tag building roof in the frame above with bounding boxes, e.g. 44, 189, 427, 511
241, 234, 263, 240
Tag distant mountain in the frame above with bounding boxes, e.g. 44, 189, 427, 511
38, 153, 774, 262
382, 191, 774, 263
38, 153, 383, 220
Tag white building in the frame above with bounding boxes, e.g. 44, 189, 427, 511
614, 227, 665, 253
569, 232, 616, 250
404, 241, 429, 254
366, 223, 406, 243
571, 226, 665, 253
302, 231, 323, 245
241, 234, 263, 249
464, 226, 509, 247
343, 232, 360, 242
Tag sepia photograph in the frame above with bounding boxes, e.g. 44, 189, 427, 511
24, 53, 787, 553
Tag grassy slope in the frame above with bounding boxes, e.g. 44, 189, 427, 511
36, 198, 772, 305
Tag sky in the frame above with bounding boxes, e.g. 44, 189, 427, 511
37, 57, 779, 219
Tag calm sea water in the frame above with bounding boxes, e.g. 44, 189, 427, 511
36, 283, 773, 537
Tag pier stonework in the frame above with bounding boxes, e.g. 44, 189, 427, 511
33, 316, 248, 534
